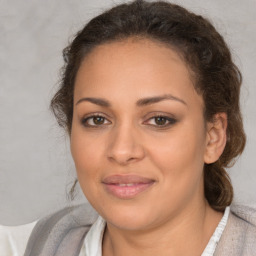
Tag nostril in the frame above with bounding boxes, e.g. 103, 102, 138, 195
108, 154, 136, 165
107, 147, 145, 165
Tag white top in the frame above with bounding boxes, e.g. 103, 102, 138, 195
201, 206, 230, 255
0, 207, 230, 256
0, 220, 37, 256
82, 206, 230, 256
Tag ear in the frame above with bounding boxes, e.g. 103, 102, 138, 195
204, 113, 227, 164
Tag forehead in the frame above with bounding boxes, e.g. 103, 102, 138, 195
74, 38, 202, 109
79, 37, 189, 76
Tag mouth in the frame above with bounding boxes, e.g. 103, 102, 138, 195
102, 175, 155, 199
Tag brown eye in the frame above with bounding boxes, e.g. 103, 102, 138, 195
93, 116, 105, 125
155, 116, 168, 126
81, 115, 110, 127
146, 115, 177, 128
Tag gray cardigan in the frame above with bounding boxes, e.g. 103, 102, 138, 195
24, 203, 256, 256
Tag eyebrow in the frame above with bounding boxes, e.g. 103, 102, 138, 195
75, 94, 187, 107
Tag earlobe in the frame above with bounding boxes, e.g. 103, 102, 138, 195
204, 113, 227, 164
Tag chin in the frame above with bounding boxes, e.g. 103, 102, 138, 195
107, 214, 154, 231
96, 201, 159, 231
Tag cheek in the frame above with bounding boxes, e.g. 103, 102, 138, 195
70, 132, 106, 207
70, 127, 104, 184
145, 126, 206, 212
148, 122, 206, 185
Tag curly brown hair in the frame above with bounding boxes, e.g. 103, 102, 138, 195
51, 0, 246, 211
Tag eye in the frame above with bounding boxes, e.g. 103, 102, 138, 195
81, 114, 111, 127
145, 115, 177, 127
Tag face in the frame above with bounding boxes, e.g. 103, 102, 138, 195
71, 38, 209, 231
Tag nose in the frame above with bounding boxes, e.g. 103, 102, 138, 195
106, 123, 145, 166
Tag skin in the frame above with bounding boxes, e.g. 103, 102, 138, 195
71, 38, 227, 256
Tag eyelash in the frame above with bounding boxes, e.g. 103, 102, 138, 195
81, 113, 177, 128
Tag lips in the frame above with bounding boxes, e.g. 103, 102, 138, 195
102, 175, 155, 199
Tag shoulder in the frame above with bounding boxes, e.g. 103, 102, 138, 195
230, 203, 256, 227
214, 204, 256, 256
30, 202, 98, 232
24, 203, 98, 256
0, 221, 38, 255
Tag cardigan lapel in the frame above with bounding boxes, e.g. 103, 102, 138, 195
214, 204, 256, 256
24, 203, 98, 256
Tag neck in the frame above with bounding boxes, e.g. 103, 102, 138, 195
102, 200, 223, 256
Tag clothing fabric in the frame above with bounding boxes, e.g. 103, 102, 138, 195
82, 215, 105, 256
214, 204, 256, 255
0, 221, 37, 256
83, 207, 230, 256
202, 206, 230, 255
23, 202, 256, 256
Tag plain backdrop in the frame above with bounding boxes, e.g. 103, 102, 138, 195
1, 0, 256, 225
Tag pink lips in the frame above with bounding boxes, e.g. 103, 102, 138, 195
102, 175, 155, 199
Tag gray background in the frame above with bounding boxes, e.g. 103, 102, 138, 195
1, 0, 255, 225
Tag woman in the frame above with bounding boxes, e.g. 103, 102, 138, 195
22, 0, 255, 255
